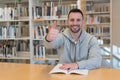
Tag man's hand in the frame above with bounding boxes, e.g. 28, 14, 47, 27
46, 20, 59, 42
59, 63, 79, 71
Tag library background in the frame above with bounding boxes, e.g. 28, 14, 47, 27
0, 0, 120, 68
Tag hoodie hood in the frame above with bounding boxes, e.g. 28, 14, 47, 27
62, 28, 87, 43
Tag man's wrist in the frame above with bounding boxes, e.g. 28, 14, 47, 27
45, 35, 51, 42
76, 62, 79, 69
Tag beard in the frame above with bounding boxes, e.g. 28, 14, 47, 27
70, 25, 81, 33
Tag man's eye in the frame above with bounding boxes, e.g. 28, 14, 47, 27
70, 19, 81, 22
77, 19, 81, 21
70, 19, 74, 22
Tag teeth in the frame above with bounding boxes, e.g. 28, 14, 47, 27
73, 26, 77, 29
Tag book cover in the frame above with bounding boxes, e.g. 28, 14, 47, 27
49, 64, 88, 75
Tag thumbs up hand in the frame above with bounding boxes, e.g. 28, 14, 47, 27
46, 20, 59, 42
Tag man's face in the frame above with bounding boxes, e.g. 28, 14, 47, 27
67, 12, 84, 33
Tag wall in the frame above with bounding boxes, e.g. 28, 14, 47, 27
112, 0, 120, 46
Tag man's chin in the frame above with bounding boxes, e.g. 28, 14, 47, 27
71, 29, 80, 33
71, 30, 80, 33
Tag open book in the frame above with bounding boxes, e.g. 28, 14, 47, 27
49, 64, 88, 75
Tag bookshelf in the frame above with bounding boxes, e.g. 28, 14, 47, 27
0, 0, 80, 64
1, 0, 118, 67
0, 0, 30, 63
29, 0, 80, 64
85, 0, 112, 66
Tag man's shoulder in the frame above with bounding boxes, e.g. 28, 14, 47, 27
85, 32, 94, 38
85, 32, 98, 42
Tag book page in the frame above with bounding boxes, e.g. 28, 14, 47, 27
68, 69, 88, 75
49, 64, 89, 75
49, 64, 67, 74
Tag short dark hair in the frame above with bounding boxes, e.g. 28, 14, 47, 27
68, 8, 84, 19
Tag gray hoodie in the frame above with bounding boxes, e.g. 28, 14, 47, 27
44, 28, 102, 70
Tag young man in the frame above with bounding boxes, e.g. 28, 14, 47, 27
45, 9, 102, 70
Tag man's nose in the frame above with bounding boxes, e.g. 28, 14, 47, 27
73, 20, 78, 25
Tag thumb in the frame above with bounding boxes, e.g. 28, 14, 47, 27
48, 26, 52, 31
52, 20, 57, 29
48, 20, 57, 31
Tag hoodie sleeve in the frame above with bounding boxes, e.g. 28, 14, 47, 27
44, 33, 64, 49
77, 37, 102, 70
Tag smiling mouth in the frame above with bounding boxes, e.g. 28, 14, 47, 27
73, 26, 78, 29
70, 26, 80, 33
72, 25, 79, 29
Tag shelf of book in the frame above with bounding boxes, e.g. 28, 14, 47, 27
29, 0, 80, 64
85, 0, 111, 66
0, 0, 30, 63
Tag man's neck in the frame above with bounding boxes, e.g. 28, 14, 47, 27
70, 29, 82, 42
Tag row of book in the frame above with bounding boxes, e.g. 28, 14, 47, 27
33, 24, 68, 39
86, 25, 110, 37
0, 43, 16, 57
0, 2, 29, 21
34, 45, 58, 59
0, 40, 29, 57
34, 25, 48, 39
33, 1, 77, 19
0, 7, 17, 20
0, 25, 29, 39
86, 15, 110, 24
17, 2, 29, 17
86, 2, 110, 12
34, 44, 45, 58
98, 38, 110, 45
